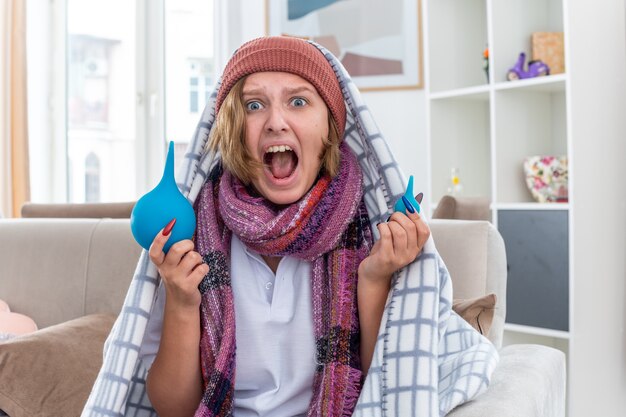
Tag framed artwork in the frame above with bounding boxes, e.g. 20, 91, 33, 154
265, 0, 423, 91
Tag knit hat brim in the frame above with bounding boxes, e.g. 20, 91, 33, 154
216, 37, 346, 138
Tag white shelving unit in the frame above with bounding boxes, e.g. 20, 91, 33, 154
414, 0, 626, 412
423, 0, 571, 402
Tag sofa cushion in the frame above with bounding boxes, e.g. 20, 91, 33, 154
0, 314, 115, 417
453, 293, 497, 337
447, 344, 566, 417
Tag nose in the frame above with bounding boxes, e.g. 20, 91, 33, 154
265, 105, 289, 133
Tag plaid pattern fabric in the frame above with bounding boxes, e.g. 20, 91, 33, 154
82, 41, 498, 417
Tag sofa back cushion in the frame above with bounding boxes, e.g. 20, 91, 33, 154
20, 202, 135, 218
0, 219, 141, 328
0, 218, 507, 348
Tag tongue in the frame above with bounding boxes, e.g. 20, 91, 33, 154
269, 152, 296, 179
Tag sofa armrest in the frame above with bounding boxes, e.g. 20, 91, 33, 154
447, 344, 566, 417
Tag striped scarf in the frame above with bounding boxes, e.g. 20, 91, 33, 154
193, 143, 373, 417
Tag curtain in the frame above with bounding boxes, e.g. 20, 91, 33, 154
0, 0, 30, 218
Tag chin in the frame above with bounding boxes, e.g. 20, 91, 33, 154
260, 187, 306, 206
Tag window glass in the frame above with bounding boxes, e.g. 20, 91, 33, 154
27, 1, 215, 203
67, 0, 137, 202
85, 153, 101, 202
165, 0, 214, 170
189, 76, 199, 113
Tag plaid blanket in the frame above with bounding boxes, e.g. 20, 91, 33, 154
82, 42, 498, 417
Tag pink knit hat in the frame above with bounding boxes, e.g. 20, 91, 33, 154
216, 36, 346, 138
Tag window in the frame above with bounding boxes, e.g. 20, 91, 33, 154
68, 35, 112, 127
186, 62, 213, 114
189, 76, 199, 113
165, 0, 214, 171
27, 0, 215, 203
205, 76, 212, 104
66, 0, 137, 203
85, 152, 101, 202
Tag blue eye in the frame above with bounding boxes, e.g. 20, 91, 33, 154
291, 97, 307, 107
246, 101, 263, 111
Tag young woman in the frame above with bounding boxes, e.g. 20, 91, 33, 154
144, 37, 429, 417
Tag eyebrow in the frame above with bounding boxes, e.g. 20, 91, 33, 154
284, 85, 316, 95
241, 88, 264, 98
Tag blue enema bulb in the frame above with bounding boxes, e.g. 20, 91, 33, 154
130, 141, 196, 253
393, 175, 421, 215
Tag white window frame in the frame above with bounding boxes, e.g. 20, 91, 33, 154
136, 0, 166, 197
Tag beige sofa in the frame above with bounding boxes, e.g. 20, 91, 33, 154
0, 217, 566, 417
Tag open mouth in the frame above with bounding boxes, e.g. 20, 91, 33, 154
263, 145, 299, 179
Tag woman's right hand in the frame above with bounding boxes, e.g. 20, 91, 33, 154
148, 220, 208, 310
147, 220, 205, 417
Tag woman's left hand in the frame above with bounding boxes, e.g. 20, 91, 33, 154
358, 209, 430, 286
357, 205, 430, 374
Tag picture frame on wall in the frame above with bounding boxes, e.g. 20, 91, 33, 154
265, 0, 423, 91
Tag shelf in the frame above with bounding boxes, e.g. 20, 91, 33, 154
504, 323, 570, 339
491, 0, 565, 84
495, 202, 569, 210
424, 0, 574, 411
430, 85, 490, 101
429, 74, 567, 100
494, 73, 567, 93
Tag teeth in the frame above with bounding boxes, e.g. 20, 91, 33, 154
266, 145, 293, 153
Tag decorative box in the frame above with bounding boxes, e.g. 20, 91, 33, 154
523, 155, 568, 203
531, 32, 565, 74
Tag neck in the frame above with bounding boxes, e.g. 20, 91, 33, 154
261, 255, 282, 274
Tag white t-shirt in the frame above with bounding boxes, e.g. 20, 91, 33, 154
139, 235, 317, 416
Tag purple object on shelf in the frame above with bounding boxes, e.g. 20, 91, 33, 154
507, 52, 550, 81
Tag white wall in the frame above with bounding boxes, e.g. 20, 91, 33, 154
363, 90, 427, 200
567, 0, 626, 415
217, 0, 428, 205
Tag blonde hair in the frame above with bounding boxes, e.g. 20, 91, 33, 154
208, 77, 342, 184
